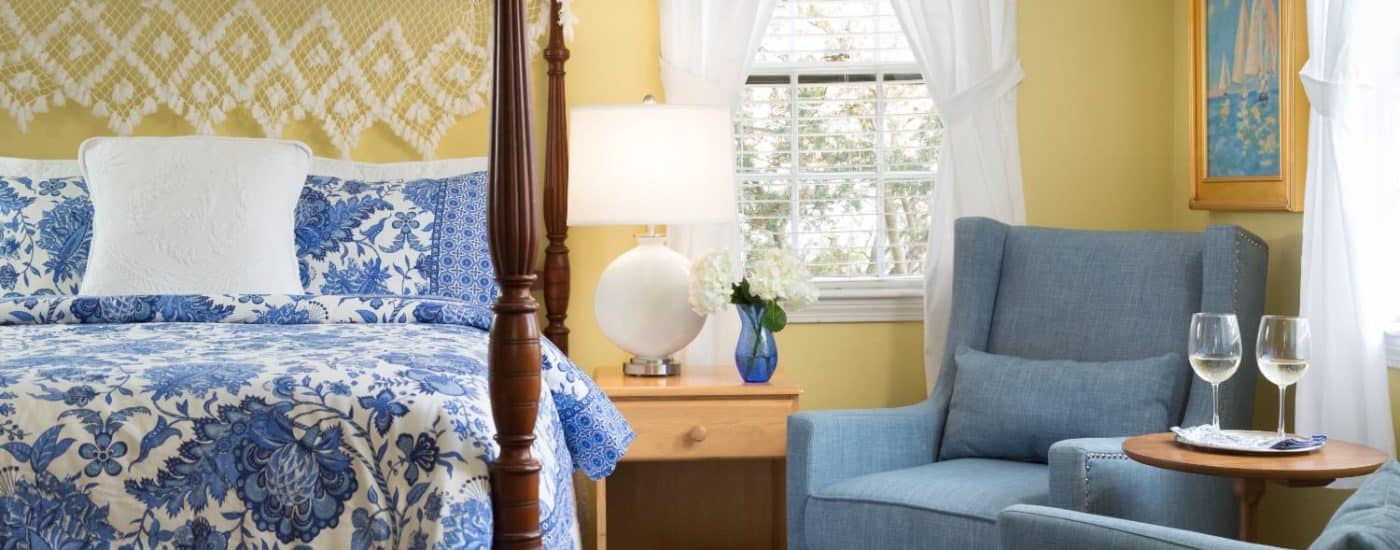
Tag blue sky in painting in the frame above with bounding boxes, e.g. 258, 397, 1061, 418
1207, 0, 1243, 93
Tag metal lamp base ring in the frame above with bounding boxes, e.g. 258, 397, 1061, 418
623, 357, 681, 377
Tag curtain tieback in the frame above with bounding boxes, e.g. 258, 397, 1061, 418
1299, 61, 1400, 120
935, 59, 1025, 126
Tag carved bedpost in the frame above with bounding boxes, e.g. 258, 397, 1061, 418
542, 0, 571, 355
488, 0, 542, 548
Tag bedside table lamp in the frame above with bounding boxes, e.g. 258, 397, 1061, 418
569, 99, 736, 376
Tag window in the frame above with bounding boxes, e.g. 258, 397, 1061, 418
736, 0, 941, 322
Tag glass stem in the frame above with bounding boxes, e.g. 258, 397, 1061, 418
1211, 382, 1220, 429
1277, 384, 1288, 440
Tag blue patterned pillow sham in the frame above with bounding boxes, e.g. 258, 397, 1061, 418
295, 171, 498, 306
0, 176, 91, 296
0, 172, 497, 304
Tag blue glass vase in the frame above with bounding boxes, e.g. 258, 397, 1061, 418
735, 303, 778, 383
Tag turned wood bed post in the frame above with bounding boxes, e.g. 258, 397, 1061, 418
488, 0, 543, 547
542, 0, 571, 355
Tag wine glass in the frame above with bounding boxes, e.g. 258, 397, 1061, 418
1257, 315, 1311, 441
1188, 313, 1242, 430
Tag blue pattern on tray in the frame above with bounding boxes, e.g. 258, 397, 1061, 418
1273, 434, 1328, 450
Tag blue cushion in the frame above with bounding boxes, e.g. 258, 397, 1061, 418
1311, 460, 1400, 550
804, 458, 1049, 550
295, 171, 498, 306
940, 346, 1189, 462
0, 176, 91, 296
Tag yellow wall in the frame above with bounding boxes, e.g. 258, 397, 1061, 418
0, 0, 1187, 414
2, 0, 1396, 547
1020, 0, 1177, 232
1167, 1, 1399, 546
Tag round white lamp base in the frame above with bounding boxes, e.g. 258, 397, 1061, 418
595, 235, 705, 376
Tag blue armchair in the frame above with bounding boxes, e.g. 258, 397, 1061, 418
998, 460, 1400, 550
786, 217, 1269, 550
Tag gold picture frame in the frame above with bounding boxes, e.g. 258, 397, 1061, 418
1189, 0, 1304, 211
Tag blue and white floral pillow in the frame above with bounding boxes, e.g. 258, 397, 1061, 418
0, 176, 91, 296
295, 171, 498, 306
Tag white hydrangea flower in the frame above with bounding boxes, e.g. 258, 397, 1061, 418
694, 248, 817, 319
784, 279, 819, 310
746, 250, 786, 302
774, 250, 817, 310
745, 248, 818, 309
689, 249, 741, 315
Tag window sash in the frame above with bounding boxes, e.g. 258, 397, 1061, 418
736, 70, 938, 279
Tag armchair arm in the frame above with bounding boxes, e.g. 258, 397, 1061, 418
1048, 437, 1239, 538
787, 398, 940, 550
998, 505, 1275, 550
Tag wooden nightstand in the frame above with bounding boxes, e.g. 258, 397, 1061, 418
592, 364, 802, 550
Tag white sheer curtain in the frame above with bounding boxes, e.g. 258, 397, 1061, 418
890, 0, 1027, 392
1296, 0, 1399, 470
659, 0, 776, 363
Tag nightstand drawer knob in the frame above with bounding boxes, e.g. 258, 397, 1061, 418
687, 425, 708, 442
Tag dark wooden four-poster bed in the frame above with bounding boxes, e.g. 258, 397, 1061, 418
0, 0, 609, 548
489, 0, 578, 547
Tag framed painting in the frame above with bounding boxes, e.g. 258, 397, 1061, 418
1189, 0, 1303, 211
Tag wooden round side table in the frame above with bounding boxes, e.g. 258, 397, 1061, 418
1122, 433, 1388, 543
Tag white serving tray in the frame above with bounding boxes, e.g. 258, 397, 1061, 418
1173, 428, 1326, 455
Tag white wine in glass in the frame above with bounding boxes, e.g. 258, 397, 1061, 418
1188, 312, 1242, 430
1258, 358, 1309, 386
1188, 353, 1241, 384
1257, 315, 1311, 441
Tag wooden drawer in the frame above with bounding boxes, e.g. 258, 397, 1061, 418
615, 397, 796, 461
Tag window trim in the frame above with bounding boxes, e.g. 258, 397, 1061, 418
738, 72, 935, 323
787, 276, 924, 323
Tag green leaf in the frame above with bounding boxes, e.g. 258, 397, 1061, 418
762, 302, 787, 332
732, 280, 756, 305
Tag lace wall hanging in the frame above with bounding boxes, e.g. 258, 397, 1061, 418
0, 0, 576, 157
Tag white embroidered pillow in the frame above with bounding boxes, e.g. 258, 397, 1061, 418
78, 136, 310, 295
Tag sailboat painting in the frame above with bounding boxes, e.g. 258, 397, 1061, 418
1204, 0, 1282, 178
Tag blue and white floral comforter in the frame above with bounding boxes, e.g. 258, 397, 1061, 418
0, 294, 632, 549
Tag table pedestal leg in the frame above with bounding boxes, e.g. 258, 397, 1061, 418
1233, 478, 1265, 542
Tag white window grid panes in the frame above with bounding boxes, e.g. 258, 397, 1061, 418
737, 73, 942, 279
738, 0, 941, 322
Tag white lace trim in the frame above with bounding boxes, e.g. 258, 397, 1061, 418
0, 0, 573, 158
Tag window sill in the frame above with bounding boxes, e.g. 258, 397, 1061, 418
787, 277, 924, 324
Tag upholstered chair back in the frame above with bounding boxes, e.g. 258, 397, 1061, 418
927, 217, 1269, 461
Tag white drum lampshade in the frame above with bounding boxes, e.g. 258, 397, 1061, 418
569, 102, 737, 375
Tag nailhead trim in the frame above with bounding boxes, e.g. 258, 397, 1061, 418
1082, 452, 1129, 512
